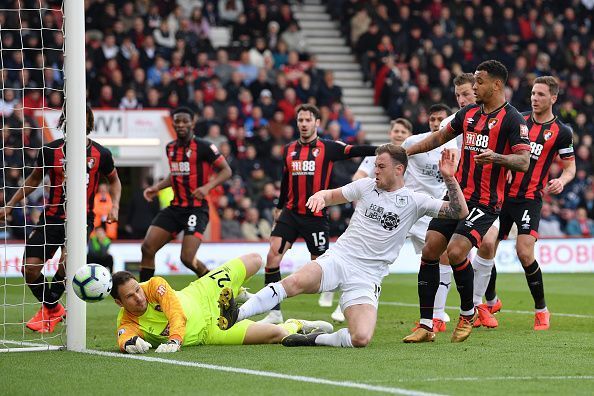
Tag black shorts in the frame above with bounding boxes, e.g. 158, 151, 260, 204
427, 203, 499, 248
25, 215, 94, 261
498, 198, 541, 240
271, 208, 329, 256
151, 205, 209, 239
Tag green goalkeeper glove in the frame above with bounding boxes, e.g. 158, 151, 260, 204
124, 336, 151, 354
155, 339, 181, 353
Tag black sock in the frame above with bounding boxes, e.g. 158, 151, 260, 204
265, 266, 282, 311
45, 272, 66, 308
139, 268, 155, 282
485, 265, 497, 301
418, 258, 440, 321
452, 259, 474, 313
28, 274, 49, 303
524, 260, 546, 309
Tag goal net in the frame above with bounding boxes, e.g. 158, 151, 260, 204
1, 0, 87, 352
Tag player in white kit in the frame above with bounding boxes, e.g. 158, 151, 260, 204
318, 118, 413, 322
216, 144, 469, 347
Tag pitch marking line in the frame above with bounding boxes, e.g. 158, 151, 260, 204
395, 376, 594, 383
380, 301, 594, 319
84, 349, 444, 396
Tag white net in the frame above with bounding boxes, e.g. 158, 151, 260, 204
1, 0, 66, 352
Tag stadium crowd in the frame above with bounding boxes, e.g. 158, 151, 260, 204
1, 0, 594, 241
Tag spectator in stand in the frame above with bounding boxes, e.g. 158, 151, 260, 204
317, 70, 342, 108
257, 89, 277, 120
119, 88, 142, 110
257, 182, 277, 224
578, 187, 594, 220
88, 226, 114, 273
244, 106, 269, 136
337, 107, 361, 142
219, 0, 244, 26
241, 207, 272, 241
539, 203, 565, 238
245, 161, 272, 203
566, 207, 594, 237
277, 87, 300, 123
220, 207, 243, 240
94, 182, 117, 239
237, 50, 258, 86
280, 21, 306, 55
249, 69, 274, 101
204, 124, 228, 150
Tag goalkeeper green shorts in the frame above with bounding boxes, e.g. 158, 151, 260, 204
180, 257, 253, 345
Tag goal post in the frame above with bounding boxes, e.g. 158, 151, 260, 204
64, 0, 87, 352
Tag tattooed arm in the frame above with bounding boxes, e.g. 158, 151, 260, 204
437, 149, 469, 219
405, 126, 458, 155
474, 149, 530, 172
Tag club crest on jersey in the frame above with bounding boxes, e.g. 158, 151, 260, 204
520, 124, 529, 139
186, 149, 192, 158
380, 212, 400, 231
395, 196, 408, 207
87, 158, 95, 169
312, 148, 320, 157
487, 118, 499, 130
543, 130, 554, 141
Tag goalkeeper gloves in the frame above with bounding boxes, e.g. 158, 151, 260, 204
155, 339, 181, 353
124, 336, 152, 354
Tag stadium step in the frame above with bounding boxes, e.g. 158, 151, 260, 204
318, 62, 359, 71
349, 105, 386, 115
354, 114, 390, 124
343, 87, 375, 97
333, 70, 363, 80
292, 5, 326, 13
303, 29, 341, 38
303, 0, 322, 5
294, 12, 330, 21
316, 53, 356, 63
334, 79, 364, 88
306, 37, 346, 46
308, 45, 351, 54
343, 96, 375, 106
299, 20, 338, 29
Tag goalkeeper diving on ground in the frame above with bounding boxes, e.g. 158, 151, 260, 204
112, 253, 332, 353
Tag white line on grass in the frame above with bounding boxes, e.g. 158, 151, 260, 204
84, 349, 444, 396
379, 301, 594, 319
395, 376, 594, 383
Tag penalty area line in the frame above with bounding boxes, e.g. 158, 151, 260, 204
394, 375, 594, 383
379, 301, 594, 319
83, 349, 444, 396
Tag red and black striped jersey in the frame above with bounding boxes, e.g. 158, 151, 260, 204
166, 136, 224, 207
448, 102, 530, 210
277, 138, 361, 217
39, 138, 116, 220
506, 113, 574, 200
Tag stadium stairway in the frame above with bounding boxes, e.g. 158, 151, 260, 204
293, 0, 390, 145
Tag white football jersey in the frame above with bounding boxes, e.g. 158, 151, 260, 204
440, 113, 463, 150
401, 131, 458, 199
330, 178, 443, 277
356, 155, 376, 178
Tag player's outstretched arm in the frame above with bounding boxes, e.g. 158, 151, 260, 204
192, 158, 232, 200
306, 188, 348, 213
437, 150, 469, 219
143, 174, 172, 201
474, 149, 530, 172
546, 158, 576, 194
0, 167, 44, 221
406, 126, 457, 156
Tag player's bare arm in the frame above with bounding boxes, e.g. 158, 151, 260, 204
191, 159, 232, 200
306, 188, 348, 213
474, 148, 530, 172
437, 149, 469, 219
0, 167, 43, 221
352, 170, 368, 181
405, 126, 457, 155
144, 173, 173, 201
107, 170, 122, 223
546, 158, 576, 195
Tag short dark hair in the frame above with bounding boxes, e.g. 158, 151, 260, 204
58, 103, 94, 134
453, 72, 475, 86
375, 143, 408, 170
476, 60, 508, 83
390, 118, 413, 133
533, 76, 560, 96
110, 271, 136, 300
295, 104, 321, 120
429, 103, 452, 116
171, 106, 195, 118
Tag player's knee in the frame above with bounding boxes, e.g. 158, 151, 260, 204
479, 239, 497, 258
242, 253, 263, 273
446, 244, 466, 264
421, 243, 440, 261
21, 264, 41, 282
350, 331, 372, 348
516, 247, 534, 267
280, 274, 303, 296
141, 241, 156, 258
179, 250, 195, 268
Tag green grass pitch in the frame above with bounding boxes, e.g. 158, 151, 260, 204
1, 273, 594, 395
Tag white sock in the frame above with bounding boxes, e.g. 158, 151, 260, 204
487, 297, 498, 306
315, 328, 353, 348
535, 307, 548, 313
472, 255, 494, 306
238, 282, 287, 321
433, 264, 452, 320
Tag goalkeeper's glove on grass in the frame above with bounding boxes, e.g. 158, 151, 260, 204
124, 336, 151, 354
155, 339, 181, 353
